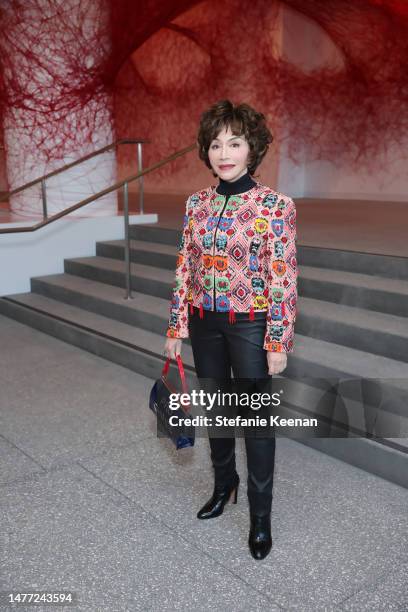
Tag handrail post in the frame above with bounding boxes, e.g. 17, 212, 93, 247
0, 142, 196, 235
137, 142, 144, 214
123, 181, 133, 299
41, 179, 48, 219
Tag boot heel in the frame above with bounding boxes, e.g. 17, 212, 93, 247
197, 475, 240, 519
230, 484, 239, 504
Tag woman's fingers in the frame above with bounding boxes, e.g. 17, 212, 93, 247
164, 338, 182, 360
173, 340, 182, 358
267, 352, 287, 375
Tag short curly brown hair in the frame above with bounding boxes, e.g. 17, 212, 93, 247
197, 99, 273, 177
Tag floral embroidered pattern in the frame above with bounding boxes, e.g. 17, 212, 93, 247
166, 182, 298, 352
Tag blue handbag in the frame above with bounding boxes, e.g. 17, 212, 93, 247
149, 355, 195, 449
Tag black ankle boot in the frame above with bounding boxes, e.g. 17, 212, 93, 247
248, 513, 272, 559
197, 474, 240, 519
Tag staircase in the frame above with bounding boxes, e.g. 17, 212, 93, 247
1, 224, 408, 488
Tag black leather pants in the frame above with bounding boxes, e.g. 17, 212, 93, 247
188, 307, 276, 516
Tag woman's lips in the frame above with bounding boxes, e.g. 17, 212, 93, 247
219, 164, 235, 169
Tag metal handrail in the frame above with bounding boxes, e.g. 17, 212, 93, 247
1, 141, 197, 299
1, 138, 148, 198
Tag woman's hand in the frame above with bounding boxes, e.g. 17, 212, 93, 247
164, 337, 183, 360
267, 351, 287, 375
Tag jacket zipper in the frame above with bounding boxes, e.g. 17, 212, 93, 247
213, 194, 231, 311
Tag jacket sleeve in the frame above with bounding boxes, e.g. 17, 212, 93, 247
165, 195, 193, 339
263, 197, 298, 352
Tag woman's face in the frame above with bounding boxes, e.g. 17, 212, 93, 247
208, 124, 251, 182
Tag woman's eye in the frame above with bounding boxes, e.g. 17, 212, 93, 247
211, 143, 240, 149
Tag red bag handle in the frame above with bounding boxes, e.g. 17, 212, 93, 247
162, 354, 188, 395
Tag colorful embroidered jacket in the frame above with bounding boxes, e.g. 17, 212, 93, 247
166, 180, 298, 352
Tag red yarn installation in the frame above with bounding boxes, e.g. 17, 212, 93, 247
0, 0, 407, 178
280, 0, 408, 168
0, 0, 115, 162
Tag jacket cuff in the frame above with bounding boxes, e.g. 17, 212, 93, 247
263, 325, 295, 352
166, 327, 189, 339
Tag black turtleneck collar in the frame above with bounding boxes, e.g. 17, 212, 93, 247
215, 169, 257, 196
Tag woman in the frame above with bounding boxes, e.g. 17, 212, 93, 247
164, 99, 298, 560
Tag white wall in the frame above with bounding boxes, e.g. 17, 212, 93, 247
0, 213, 157, 296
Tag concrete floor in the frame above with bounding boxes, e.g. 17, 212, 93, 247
1, 313, 407, 611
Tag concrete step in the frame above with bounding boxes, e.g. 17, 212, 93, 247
31, 272, 175, 341
1, 291, 407, 489
128, 225, 408, 280
299, 265, 408, 317
64, 253, 408, 318
0, 292, 195, 384
297, 244, 408, 281
31, 272, 408, 364
3, 222, 408, 490
23, 273, 408, 418
129, 224, 181, 246
96, 239, 178, 271
297, 296, 408, 363
6, 281, 408, 405
64, 255, 173, 300
2, 288, 408, 424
